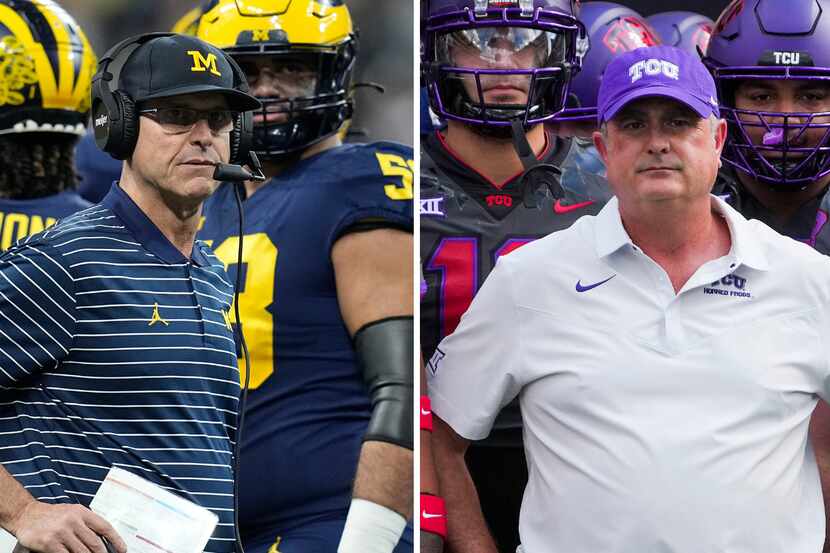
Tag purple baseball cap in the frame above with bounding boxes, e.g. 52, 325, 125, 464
597, 45, 719, 124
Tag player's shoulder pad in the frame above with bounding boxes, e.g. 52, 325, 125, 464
322, 142, 414, 241
330, 140, 414, 188
319, 141, 414, 211
419, 141, 454, 199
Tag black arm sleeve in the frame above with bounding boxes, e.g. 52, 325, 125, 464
354, 316, 414, 450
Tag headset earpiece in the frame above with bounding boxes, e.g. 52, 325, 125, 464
223, 53, 254, 166
230, 111, 254, 166
112, 91, 138, 161
91, 33, 176, 160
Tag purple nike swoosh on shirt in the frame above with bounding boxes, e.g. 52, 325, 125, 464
575, 275, 616, 293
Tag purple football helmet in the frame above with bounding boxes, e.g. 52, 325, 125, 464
704, 0, 830, 188
556, 2, 660, 122
421, 0, 584, 127
647, 11, 713, 55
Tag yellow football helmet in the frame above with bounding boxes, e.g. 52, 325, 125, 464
196, 0, 357, 158
0, 0, 96, 135
171, 5, 202, 36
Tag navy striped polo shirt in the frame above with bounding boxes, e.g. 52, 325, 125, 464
0, 184, 239, 552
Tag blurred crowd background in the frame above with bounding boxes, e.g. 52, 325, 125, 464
59, 0, 414, 146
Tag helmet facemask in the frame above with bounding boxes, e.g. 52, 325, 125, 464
230, 40, 356, 160
712, 67, 830, 189
423, 7, 582, 128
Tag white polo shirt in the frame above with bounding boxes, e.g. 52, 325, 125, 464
428, 195, 830, 553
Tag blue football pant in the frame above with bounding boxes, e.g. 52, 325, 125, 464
245, 518, 413, 553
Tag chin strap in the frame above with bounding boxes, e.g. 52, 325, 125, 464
510, 119, 564, 208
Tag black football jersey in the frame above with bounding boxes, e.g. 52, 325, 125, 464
714, 168, 830, 254
420, 131, 612, 445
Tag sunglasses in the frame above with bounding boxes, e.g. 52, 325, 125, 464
139, 107, 238, 133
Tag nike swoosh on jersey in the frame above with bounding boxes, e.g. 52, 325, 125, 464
422, 511, 446, 519
553, 199, 595, 214
575, 274, 616, 293
421, 409, 431, 415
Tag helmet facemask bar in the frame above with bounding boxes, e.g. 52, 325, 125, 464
229, 39, 356, 158
712, 65, 830, 188
430, 63, 570, 125
555, 104, 595, 122
424, 7, 582, 126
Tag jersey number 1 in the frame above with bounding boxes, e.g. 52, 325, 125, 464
426, 237, 532, 339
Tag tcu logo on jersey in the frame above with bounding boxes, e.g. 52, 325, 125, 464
629, 59, 680, 83
486, 194, 513, 207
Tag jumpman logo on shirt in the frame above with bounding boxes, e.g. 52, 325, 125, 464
267, 537, 282, 553
148, 302, 169, 326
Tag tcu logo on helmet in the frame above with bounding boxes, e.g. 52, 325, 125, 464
603, 17, 658, 54
772, 51, 801, 65
629, 59, 679, 83
713, 0, 744, 36
692, 24, 712, 53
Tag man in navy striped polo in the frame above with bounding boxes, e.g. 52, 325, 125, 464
0, 34, 260, 553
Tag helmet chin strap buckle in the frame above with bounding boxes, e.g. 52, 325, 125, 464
510, 118, 563, 208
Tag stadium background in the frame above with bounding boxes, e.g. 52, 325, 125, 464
59, 0, 414, 147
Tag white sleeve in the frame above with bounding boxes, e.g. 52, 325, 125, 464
426, 255, 523, 440
821, 298, 830, 404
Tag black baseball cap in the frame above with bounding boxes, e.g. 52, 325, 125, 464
119, 34, 261, 112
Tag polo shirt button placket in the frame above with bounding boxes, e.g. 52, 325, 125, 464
186, 262, 207, 342
664, 302, 684, 352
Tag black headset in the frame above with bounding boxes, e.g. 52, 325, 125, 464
91, 32, 254, 163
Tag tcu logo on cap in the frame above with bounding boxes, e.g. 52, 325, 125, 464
187, 50, 221, 77
629, 59, 679, 83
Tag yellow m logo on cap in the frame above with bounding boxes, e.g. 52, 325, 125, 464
187, 50, 222, 77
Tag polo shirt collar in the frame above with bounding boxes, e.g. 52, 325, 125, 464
101, 182, 208, 267
594, 195, 770, 271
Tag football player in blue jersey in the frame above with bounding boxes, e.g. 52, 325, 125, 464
0, 0, 95, 249
194, 2, 414, 553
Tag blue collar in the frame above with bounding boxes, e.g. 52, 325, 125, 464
100, 182, 208, 267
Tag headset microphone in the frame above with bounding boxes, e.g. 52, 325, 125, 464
213, 151, 266, 183
210, 150, 266, 553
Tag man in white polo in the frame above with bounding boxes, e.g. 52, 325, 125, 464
427, 44, 830, 553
